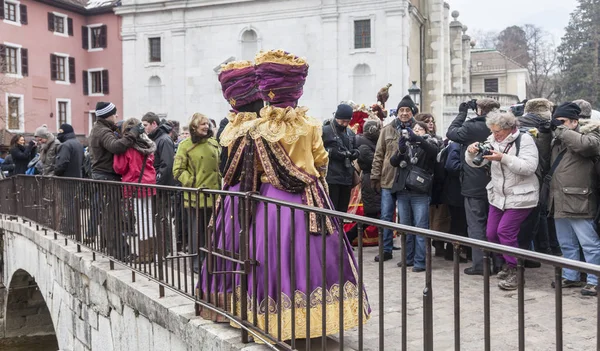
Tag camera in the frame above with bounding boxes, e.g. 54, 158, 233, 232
472, 142, 494, 166
467, 99, 478, 112
510, 103, 525, 117
401, 129, 409, 139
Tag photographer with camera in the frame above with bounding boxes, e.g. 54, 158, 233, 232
372, 95, 419, 262
548, 102, 600, 296
466, 110, 539, 290
388, 121, 439, 271
446, 97, 500, 275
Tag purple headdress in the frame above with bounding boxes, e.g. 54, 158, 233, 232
254, 50, 309, 108
218, 61, 261, 112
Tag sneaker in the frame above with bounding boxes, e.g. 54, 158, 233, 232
498, 268, 519, 291
464, 267, 484, 276
551, 278, 586, 289
374, 252, 393, 262
496, 265, 510, 280
581, 284, 598, 296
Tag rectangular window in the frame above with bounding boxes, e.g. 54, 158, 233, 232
4, 2, 16, 22
7, 96, 20, 130
56, 56, 66, 81
484, 78, 499, 93
149, 37, 161, 62
91, 27, 102, 48
54, 15, 64, 33
5, 46, 17, 74
354, 19, 371, 49
58, 101, 68, 126
90, 71, 102, 94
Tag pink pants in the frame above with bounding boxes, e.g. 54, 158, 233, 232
486, 205, 533, 267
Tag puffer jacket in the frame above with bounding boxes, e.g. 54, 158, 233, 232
372, 118, 415, 189
465, 130, 539, 210
55, 132, 84, 178
549, 120, 600, 219
89, 118, 136, 179
38, 134, 61, 176
356, 133, 381, 213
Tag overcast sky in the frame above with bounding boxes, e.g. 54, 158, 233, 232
448, 0, 579, 45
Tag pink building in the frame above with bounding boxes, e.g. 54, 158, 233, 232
0, 0, 122, 143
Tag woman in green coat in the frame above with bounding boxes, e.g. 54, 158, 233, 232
173, 113, 221, 272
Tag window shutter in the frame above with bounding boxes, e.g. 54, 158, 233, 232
20, 5, 27, 24
21, 48, 28, 76
0, 45, 5, 73
0, 1, 4, 20
67, 18, 74, 36
82, 26, 89, 49
48, 13, 54, 31
102, 70, 109, 94
50, 54, 57, 80
100, 25, 107, 48
82, 71, 89, 95
68, 57, 75, 83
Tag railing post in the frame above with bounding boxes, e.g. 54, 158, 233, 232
423, 237, 434, 351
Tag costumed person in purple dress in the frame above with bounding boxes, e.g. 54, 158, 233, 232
232, 50, 370, 341
198, 60, 263, 321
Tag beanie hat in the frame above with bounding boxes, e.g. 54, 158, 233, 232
59, 123, 74, 134
34, 124, 51, 139
95, 101, 117, 119
573, 99, 592, 118
334, 104, 353, 120
524, 98, 553, 120
553, 102, 582, 120
477, 98, 501, 115
218, 61, 262, 111
397, 95, 418, 115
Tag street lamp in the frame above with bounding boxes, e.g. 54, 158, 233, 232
408, 81, 421, 106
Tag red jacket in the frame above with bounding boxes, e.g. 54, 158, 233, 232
113, 148, 157, 198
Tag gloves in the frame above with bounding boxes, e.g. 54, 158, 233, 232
349, 150, 360, 161
459, 102, 469, 113
550, 119, 565, 131
28, 140, 36, 147
398, 136, 407, 150
554, 125, 568, 139
129, 123, 145, 138
407, 128, 423, 143
371, 178, 381, 194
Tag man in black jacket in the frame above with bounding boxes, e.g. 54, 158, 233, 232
322, 104, 360, 213
446, 98, 499, 275
142, 112, 175, 186
55, 123, 84, 178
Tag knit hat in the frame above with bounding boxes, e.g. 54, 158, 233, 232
477, 98, 501, 115
334, 104, 353, 120
255, 50, 309, 108
524, 98, 553, 120
95, 101, 117, 119
34, 124, 51, 139
553, 102, 582, 120
59, 123, 74, 134
363, 120, 381, 141
218, 61, 262, 111
573, 99, 592, 118
397, 95, 418, 115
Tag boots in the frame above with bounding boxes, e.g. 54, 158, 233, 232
498, 267, 520, 290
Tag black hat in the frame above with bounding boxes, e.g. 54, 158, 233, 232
95, 101, 117, 119
397, 95, 418, 115
59, 123, 74, 134
334, 104, 353, 120
553, 102, 582, 120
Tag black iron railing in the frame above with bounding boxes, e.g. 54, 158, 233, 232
0, 175, 599, 351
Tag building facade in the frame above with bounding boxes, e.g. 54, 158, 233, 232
470, 49, 528, 101
0, 0, 122, 140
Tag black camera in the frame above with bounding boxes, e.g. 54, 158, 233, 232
472, 142, 494, 166
467, 99, 478, 112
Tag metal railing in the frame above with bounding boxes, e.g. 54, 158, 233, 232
0, 175, 599, 351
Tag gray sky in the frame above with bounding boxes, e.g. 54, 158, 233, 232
448, 0, 579, 45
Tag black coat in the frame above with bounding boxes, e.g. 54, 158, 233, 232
55, 132, 84, 178
2, 155, 15, 177
356, 134, 381, 214
322, 120, 358, 186
442, 142, 464, 207
389, 135, 439, 194
518, 113, 552, 178
217, 118, 229, 175
148, 123, 176, 185
446, 111, 491, 199
10, 143, 36, 175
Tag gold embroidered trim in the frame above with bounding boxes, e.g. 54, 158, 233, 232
255, 50, 307, 66
232, 282, 370, 342
220, 60, 253, 72
249, 106, 320, 144
219, 112, 258, 147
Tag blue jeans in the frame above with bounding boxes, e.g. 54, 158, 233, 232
555, 218, 600, 285
396, 193, 430, 269
381, 189, 397, 254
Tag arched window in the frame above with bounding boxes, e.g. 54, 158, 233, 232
241, 29, 258, 61
148, 76, 163, 111
352, 64, 374, 105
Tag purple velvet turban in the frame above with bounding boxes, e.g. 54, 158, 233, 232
218, 66, 261, 111
255, 62, 309, 108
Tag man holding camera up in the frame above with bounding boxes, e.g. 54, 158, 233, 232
549, 102, 600, 296
371, 95, 419, 262
446, 98, 500, 275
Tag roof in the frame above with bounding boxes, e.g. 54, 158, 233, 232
471, 50, 527, 73
35, 0, 120, 14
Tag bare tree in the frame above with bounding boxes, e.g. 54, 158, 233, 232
470, 29, 499, 49
523, 24, 559, 100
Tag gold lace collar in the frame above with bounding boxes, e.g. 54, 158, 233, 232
249, 105, 322, 144
219, 112, 258, 147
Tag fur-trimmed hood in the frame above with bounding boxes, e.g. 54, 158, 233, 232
524, 98, 553, 120
579, 119, 600, 135
132, 134, 156, 156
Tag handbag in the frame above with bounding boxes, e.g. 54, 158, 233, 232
539, 149, 567, 208
405, 165, 433, 194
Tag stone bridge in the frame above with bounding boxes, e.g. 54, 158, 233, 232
0, 217, 270, 351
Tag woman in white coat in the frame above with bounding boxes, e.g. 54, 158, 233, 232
466, 110, 539, 291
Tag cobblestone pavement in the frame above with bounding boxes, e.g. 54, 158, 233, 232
338, 246, 597, 351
